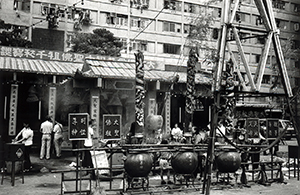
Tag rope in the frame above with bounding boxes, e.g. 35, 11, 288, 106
216, 125, 289, 154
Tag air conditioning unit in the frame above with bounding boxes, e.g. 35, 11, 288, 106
294, 23, 299, 32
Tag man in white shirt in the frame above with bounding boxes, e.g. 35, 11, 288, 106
82, 119, 95, 168
40, 116, 53, 160
15, 122, 34, 171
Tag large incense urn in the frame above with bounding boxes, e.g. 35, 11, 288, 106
171, 152, 198, 174
124, 153, 153, 177
215, 152, 241, 173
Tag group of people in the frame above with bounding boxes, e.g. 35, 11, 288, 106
39, 116, 64, 160
13, 116, 64, 172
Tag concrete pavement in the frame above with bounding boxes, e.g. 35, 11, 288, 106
1, 142, 300, 195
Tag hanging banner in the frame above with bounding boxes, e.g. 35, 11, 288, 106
48, 87, 56, 120
91, 95, 100, 137
165, 92, 171, 134
8, 84, 18, 136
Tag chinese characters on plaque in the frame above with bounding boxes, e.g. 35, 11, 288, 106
103, 114, 121, 140
246, 118, 260, 139
68, 113, 89, 140
267, 119, 279, 138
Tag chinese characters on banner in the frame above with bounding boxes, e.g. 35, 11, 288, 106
0, 46, 85, 63
48, 87, 56, 120
267, 119, 279, 138
9, 84, 18, 136
246, 118, 259, 138
165, 92, 171, 133
68, 113, 89, 140
91, 95, 99, 137
103, 114, 121, 140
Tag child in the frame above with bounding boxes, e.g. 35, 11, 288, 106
158, 138, 173, 185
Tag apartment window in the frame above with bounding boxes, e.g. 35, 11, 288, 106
107, 13, 129, 26
131, 0, 150, 9
130, 40, 147, 52
255, 16, 263, 26
257, 36, 265, 44
251, 54, 261, 63
14, 0, 30, 12
242, 0, 251, 4
229, 30, 235, 41
272, 0, 286, 10
213, 8, 222, 18
116, 15, 128, 26
296, 78, 300, 86
293, 3, 300, 12
164, 0, 181, 11
262, 75, 271, 84
131, 18, 146, 29
292, 22, 300, 32
212, 28, 219, 39
236, 12, 246, 22
291, 40, 300, 50
276, 19, 287, 30
106, 13, 117, 25
295, 61, 300, 69
163, 22, 181, 33
239, 32, 249, 43
255, 54, 261, 63
184, 2, 196, 13
184, 24, 190, 34
163, 43, 181, 54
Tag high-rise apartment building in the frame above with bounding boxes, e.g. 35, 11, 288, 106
1, 0, 299, 84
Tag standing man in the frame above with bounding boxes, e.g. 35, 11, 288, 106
82, 119, 95, 168
40, 116, 53, 160
14, 122, 34, 171
53, 121, 63, 158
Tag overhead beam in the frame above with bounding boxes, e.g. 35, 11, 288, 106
229, 0, 240, 24
227, 43, 247, 89
264, 0, 293, 97
214, 0, 230, 92
232, 26, 257, 91
253, 0, 272, 31
254, 31, 273, 91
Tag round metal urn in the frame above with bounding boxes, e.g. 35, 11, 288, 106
171, 152, 198, 174
215, 152, 241, 173
124, 153, 153, 177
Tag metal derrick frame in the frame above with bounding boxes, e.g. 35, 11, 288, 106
203, 0, 300, 195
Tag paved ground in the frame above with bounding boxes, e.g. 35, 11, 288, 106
1, 141, 300, 195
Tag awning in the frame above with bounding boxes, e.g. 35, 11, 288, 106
86, 59, 212, 85
0, 57, 212, 85
0, 57, 82, 76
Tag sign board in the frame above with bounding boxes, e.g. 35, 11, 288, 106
103, 114, 121, 140
267, 119, 279, 138
246, 118, 260, 138
68, 113, 89, 140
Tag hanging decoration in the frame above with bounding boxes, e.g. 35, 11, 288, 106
185, 48, 198, 132
48, 86, 56, 120
8, 84, 18, 136
134, 51, 145, 136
